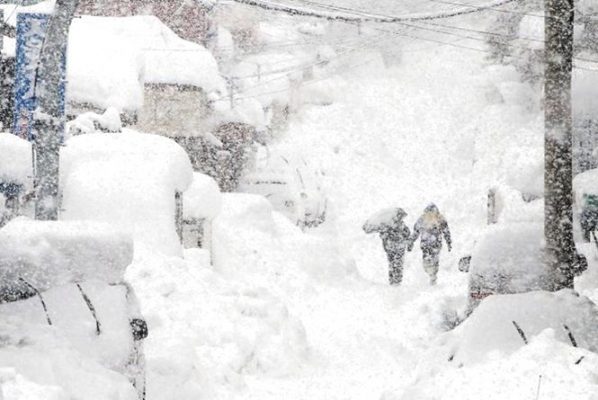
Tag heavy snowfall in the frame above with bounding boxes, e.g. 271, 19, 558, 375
1, 0, 598, 399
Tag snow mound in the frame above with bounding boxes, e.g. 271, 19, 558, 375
1, 368, 67, 400
400, 291, 598, 399
183, 173, 222, 220
401, 329, 598, 400
61, 130, 193, 256
0, 133, 32, 188
67, 108, 123, 137
454, 290, 598, 364
212, 193, 355, 285
126, 249, 308, 400
0, 218, 133, 295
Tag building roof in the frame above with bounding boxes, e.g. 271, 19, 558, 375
68, 15, 226, 112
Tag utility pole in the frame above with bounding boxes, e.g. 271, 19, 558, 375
0, 9, 3, 67
544, 0, 576, 289
33, 0, 79, 220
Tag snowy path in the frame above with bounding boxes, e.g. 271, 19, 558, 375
132, 40, 542, 400
232, 45, 498, 399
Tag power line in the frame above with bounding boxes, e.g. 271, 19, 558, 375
426, 0, 546, 19
229, 0, 518, 23
401, 21, 598, 65
372, 23, 598, 69
230, 32, 390, 94
227, 48, 385, 102
226, 32, 394, 79
213, 32, 395, 102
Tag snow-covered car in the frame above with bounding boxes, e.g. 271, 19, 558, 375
239, 155, 327, 228
400, 290, 598, 400
573, 168, 598, 242
0, 219, 147, 399
460, 223, 552, 314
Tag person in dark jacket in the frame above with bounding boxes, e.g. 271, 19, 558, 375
363, 208, 411, 285
408, 204, 451, 285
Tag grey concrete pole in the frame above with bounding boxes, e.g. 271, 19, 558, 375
544, 0, 576, 289
33, 0, 79, 220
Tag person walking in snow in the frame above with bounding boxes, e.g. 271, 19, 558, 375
363, 208, 411, 286
408, 204, 452, 285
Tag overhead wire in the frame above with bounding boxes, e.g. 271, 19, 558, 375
224, 45, 388, 102
226, 31, 391, 92
288, 0, 598, 65
225, 30, 398, 79
212, 31, 395, 102
212, 0, 598, 105
426, 0, 546, 19
229, 0, 518, 23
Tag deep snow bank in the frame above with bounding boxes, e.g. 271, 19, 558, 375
126, 247, 308, 400
397, 291, 598, 400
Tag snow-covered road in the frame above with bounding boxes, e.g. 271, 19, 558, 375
222, 44, 513, 399
130, 36, 547, 400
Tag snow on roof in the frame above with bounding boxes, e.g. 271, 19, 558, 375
60, 129, 193, 257
73, 16, 224, 89
67, 15, 226, 111
0, 132, 32, 188
68, 19, 144, 112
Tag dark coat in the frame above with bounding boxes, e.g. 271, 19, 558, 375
379, 223, 411, 256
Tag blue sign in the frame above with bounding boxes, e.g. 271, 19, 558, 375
12, 12, 66, 143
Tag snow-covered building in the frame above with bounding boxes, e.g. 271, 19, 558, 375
67, 15, 226, 135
